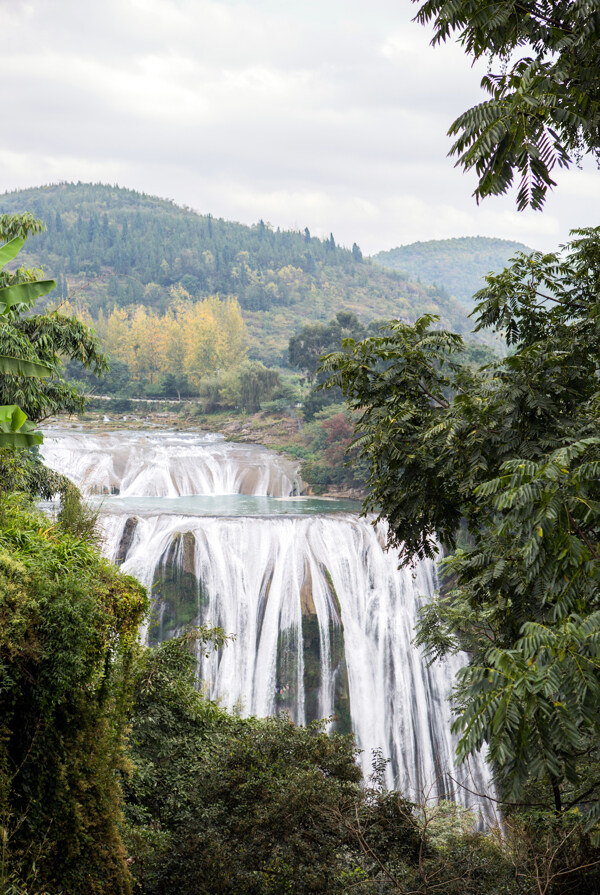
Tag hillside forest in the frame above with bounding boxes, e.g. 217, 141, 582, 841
0, 183, 470, 365
373, 236, 531, 308
0, 182, 492, 494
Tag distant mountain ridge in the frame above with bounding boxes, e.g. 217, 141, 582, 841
372, 236, 532, 308
0, 183, 471, 363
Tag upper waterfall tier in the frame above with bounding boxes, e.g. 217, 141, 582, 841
41, 430, 303, 498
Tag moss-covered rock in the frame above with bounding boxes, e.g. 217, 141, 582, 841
148, 531, 201, 645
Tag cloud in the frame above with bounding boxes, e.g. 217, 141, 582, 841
2, 0, 596, 255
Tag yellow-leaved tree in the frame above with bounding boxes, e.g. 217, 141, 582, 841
93, 292, 247, 385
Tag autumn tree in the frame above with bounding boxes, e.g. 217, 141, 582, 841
93, 293, 247, 386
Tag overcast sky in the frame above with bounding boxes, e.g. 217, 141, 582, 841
3, 0, 599, 254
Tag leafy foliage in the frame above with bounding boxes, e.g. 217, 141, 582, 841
324, 228, 600, 813
296, 408, 369, 493
289, 311, 388, 420
0, 446, 72, 501
123, 633, 363, 895
0, 311, 107, 422
0, 214, 107, 427
0, 229, 53, 446
0, 495, 146, 894
413, 0, 600, 208
123, 635, 526, 895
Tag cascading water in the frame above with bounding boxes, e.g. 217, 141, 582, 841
44, 428, 493, 815
41, 430, 303, 498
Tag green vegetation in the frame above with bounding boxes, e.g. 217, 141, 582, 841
284, 311, 495, 494
288, 311, 386, 418
0, 219, 54, 446
0, 213, 107, 430
0, 183, 470, 365
324, 229, 600, 824
373, 236, 531, 308
123, 635, 363, 894
0, 494, 146, 894
121, 631, 600, 895
413, 0, 600, 209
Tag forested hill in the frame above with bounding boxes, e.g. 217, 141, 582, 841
372, 236, 531, 309
0, 183, 470, 363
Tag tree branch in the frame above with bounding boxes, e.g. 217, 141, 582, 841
566, 507, 599, 560
419, 380, 449, 409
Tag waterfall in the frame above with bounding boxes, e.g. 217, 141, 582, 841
46, 429, 494, 816
103, 509, 492, 812
41, 430, 303, 498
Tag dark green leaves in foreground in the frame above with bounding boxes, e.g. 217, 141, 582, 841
0, 496, 146, 894
413, 0, 600, 209
324, 227, 600, 814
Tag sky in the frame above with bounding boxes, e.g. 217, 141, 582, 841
3, 0, 599, 255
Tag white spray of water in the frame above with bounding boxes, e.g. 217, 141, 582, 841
42, 430, 302, 498
48, 430, 493, 816
104, 510, 493, 812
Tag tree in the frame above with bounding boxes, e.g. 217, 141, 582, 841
235, 361, 281, 412
0, 215, 108, 427
123, 632, 366, 895
93, 295, 247, 389
0, 229, 56, 445
289, 313, 389, 420
0, 495, 146, 894
289, 312, 367, 381
323, 228, 600, 815
413, 0, 600, 209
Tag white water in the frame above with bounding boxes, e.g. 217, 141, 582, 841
46, 429, 493, 815
42, 430, 303, 498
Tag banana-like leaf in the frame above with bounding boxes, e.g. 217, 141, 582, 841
0, 404, 43, 447
0, 404, 27, 431
0, 279, 56, 315
0, 354, 52, 378
0, 429, 43, 447
0, 236, 25, 269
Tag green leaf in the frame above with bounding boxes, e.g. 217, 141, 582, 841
0, 236, 25, 269
0, 429, 43, 447
0, 278, 56, 314
0, 404, 27, 431
0, 404, 43, 446
0, 354, 52, 378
